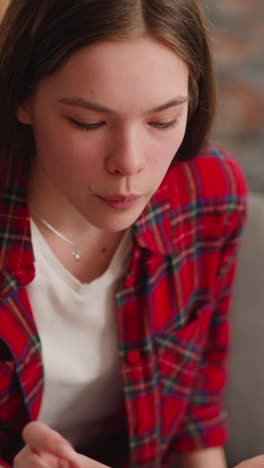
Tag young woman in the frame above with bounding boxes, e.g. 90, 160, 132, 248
0, 1, 249, 467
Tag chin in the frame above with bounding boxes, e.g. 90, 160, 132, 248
93, 211, 142, 232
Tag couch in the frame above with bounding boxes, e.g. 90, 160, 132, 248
225, 192, 264, 466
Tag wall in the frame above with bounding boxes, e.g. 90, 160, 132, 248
201, 0, 264, 192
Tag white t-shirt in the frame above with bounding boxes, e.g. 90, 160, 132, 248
26, 219, 132, 450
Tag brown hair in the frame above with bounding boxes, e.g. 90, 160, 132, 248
0, 0, 216, 166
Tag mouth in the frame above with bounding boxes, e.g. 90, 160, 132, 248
96, 193, 143, 209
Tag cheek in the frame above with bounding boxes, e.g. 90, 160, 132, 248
33, 118, 99, 172
151, 130, 186, 169
32, 116, 66, 160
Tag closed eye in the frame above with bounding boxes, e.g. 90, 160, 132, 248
149, 119, 178, 130
68, 118, 105, 130
67, 117, 178, 131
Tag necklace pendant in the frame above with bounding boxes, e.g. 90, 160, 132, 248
72, 247, 81, 261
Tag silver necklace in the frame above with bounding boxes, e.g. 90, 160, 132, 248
32, 212, 81, 261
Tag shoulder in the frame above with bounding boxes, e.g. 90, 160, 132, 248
134, 145, 247, 254
164, 144, 248, 247
165, 144, 247, 207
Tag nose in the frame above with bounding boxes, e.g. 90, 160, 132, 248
105, 127, 144, 176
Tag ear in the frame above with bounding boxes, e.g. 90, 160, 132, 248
16, 100, 33, 125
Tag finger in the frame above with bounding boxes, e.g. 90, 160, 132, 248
23, 422, 76, 461
23, 422, 110, 468
70, 453, 110, 468
235, 455, 264, 468
14, 445, 49, 468
59, 461, 74, 468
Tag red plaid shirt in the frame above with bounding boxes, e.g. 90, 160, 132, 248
0, 145, 247, 468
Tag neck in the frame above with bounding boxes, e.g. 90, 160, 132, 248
28, 161, 95, 240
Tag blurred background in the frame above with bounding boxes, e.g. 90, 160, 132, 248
1, 0, 263, 191
201, 0, 264, 192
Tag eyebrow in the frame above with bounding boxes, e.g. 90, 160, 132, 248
58, 96, 189, 114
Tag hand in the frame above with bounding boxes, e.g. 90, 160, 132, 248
234, 455, 264, 468
14, 421, 110, 468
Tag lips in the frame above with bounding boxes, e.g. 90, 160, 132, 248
100, 194, 142, 202
96, 193, 143, 209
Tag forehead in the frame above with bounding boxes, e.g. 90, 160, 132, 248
39, 35, 189, 114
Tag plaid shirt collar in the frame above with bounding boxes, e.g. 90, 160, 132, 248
0, 159, 181, 274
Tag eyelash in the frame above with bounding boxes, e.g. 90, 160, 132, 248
68, 118, 178, 131
150, 120, 178, 130
68, 118, 104, 130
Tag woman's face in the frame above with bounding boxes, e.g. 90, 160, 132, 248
17, 35, 189, 232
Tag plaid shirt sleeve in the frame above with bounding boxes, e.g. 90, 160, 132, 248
0, 460, 10, 468
169, 161, 247, 454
